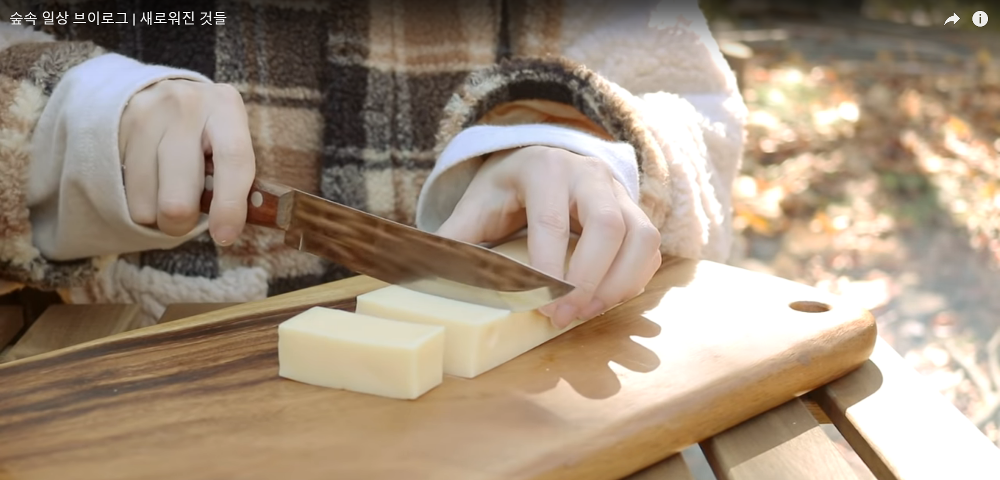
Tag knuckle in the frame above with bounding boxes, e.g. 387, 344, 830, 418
581, 155, 607, 170
160, 81, 200, 107
130, 80, 206, 116
529, 151, 564, 176
124, 93, 155, 118
214, 83, 245, 105
535, 209, 570, 234
125, 90, 165, 120
158, 198, 199, 223
577, 155, 612, 177
537, 146, 574, 166
636, 222, 662, 251
573, 277, 601, 296
591, 209, 626, 235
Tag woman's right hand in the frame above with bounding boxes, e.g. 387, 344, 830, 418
118, 79, 256, 246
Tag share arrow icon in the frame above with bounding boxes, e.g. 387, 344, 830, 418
944, 13, 960, 25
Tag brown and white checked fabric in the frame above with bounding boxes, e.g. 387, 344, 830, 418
0, 32, 107, 293
0, 0, 699, 315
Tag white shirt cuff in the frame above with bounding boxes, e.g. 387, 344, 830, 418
416, 123, 639, 233
29, 53, 214, 260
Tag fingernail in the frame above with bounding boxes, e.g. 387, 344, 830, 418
552, 303, 577, 328
539, 304, 557, 318
580, 299, 605, 320
212, 227, 237, 246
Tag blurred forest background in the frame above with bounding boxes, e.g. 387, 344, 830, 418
682, 0, 1000, 476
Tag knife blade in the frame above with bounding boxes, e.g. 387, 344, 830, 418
199, 157, 575, 311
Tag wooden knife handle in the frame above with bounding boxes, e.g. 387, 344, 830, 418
199, 155, 294, 230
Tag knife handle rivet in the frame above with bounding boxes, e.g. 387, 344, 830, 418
250, 191, 264, 208
205, 175, 214, 192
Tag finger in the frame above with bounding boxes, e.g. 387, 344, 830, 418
202, 85, 255, 246
579, 185, 662, 320
523, 174, 572, 318
436, 185, 492, 244
121, 120, 165, 226
439, 195, 528, 246
552, 177, 625, 328
156, 124, 206, 236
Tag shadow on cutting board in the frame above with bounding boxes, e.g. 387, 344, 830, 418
505, 258, 697, 400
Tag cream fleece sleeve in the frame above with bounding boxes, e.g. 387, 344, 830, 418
28, 53, 214, 261
426, 0, 746, 263
558, 0, 747, 262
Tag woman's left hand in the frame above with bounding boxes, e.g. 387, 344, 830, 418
436, 145, 662, 328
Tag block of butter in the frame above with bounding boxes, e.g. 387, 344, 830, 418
356, 286, 581, 378
356, 236, 583, 379
278, 306, 445, 400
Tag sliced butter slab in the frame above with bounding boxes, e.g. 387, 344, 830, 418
356, 287, 580, 378
278, 306, 445, 400
356, 237, 583, 379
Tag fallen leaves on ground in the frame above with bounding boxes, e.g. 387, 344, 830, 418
731, 52, 1000, 444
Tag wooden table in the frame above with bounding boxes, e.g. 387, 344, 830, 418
1, 263, 999, 479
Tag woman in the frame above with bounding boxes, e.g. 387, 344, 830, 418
0, 0, 746, 326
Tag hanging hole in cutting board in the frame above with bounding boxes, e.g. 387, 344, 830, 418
788, 301, 831, 313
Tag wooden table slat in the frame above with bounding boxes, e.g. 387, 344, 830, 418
700, 398, 859, 480
622, 453, 695, 480
12, 288, 63, 328
809, 337, 1000, 480
803, 397, 832, 424
0, 306, 24, 350
0, 304, 142, 364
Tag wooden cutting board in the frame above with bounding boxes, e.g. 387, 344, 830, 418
0, 257, 876, 480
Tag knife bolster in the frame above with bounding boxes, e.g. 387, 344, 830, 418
243, 179, 295, 229
201, 155, 295, 231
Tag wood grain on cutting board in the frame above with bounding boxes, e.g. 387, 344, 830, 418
0, 257, 876, 480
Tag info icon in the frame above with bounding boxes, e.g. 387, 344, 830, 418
973, 11, 988, 27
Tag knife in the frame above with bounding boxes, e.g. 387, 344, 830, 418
198, 157, 574, 312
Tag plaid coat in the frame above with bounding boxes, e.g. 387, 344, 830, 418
0, 0, 746, 323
